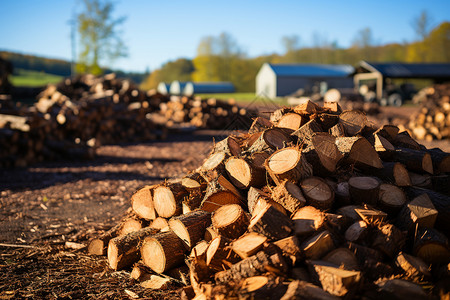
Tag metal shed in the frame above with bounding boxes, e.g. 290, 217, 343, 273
183, 82, 235, 96
157, 82, 170, 95
354, 61, 450, 105
169, 81, 188, 95
255, 63, 354, 99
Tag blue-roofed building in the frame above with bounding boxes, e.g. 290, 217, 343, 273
183, 82, 235, 96
169, 80, 188, 95
256, 63, 354, 99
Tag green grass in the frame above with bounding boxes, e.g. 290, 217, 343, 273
197, 93, 289, 106
10, 69, 63, 87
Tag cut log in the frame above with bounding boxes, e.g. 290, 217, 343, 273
308, 132, 342, 174
395, 252, 430, 281
214, 250, 288, 283
404, 186, 450, 234
225, 157, 265, 189
281, 280, 339, 300
392, 148, 433, 174
246, 128, 291, 153
372, 133, 395, 160
140, 274, 175, 290
301, 230, 334, 259
393, 131, 422, 150
247, 187, 269, 214
373, 124, 399, 142
141, 230, 186, 273
307, 260, 361, 297
338, 110, 367, 136
107, 227, 160, 270
378, 183, 407, 215
294, 100, 321, 115
204, 226, 219, 242
206, 235, 239, 272
213, 136, 241, 157
130, 260, 154, 281
131, 185, 156, 220
153, 182, 188, 218
238, 276, 288, 300
328, 123, 345, 137
371, 162, 411, 186
348, 176, 380, 205
200, 175, 242, 212
249, 203, 293, 241
347, 242, 385, 266
274, 235, 302, 265
117, 212, 146, 236
372, 279, 428, 300
265, 147, 312, 185
425, 148, 450, 173
323, 248, 359, 271
300, 177, 334, 210
345, 221, 368, 243
190, 240, 209, 261
396, 193, 438, 231
291, 206, 326, 236
277, 113, 305, 131
291, 119, 323, 144
169, 210, 211, 250
337, 205, 365, 222
211, 204, 249, 240
231, 232, 268, 259
200, 151, 228, 180
413, 228, 450, 264
248, 117, 273, 134
335, 136, 383, 169
372, 224, 406, 258
409, 172, 432, 188
354, 207, 387, 224
272, 180, 306, 214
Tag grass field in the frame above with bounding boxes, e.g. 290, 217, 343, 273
10, 69, 63, 87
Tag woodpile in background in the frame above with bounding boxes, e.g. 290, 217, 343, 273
0, 74, 255, 168
89, 100, 450, 299
408, 83, 450, 141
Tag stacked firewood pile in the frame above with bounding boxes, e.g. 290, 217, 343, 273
89, 100, 450, 299
408, 83, 450, 141
0, 74, 255, 167
0, 74, 167, 168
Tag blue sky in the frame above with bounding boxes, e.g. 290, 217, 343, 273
0, 0, 449, 72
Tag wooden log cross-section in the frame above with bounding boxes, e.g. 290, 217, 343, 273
265, 147, 313, 185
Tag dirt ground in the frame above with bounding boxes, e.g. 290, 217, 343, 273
0, 104, 449, 299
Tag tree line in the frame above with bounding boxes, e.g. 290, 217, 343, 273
141, 20, 450, 92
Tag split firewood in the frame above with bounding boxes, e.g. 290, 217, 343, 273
169, 210, 211, 250
329, 123, 345, 137
371, 224, 406, 258
237, 275, 288, 299
213, 136, 241, 157
231, 232, 267, 259
141, 230, 186, 273
369, 279, 428, 300
396, 193, 438, 232
214, 250, 288, 284
189, 240, 209, 261
271, 180, 306, 214
425, 148, 450, 173
211, 204, 249, 240
338, 110, 367, 136
395, 252, 431, 282
276, 112, 305, 131
304, 133, 342, 175
345, 221, 368, 243
273, 235, 302, 265
323, 248, 359, 271
204, 226, 219, 242
354, 207, 387, 224
199, 151, 228, 181
280, 280, 339, 300
206, 235, 239, 272
248, 117, 273, 134
307, 260, 361, 297
291, 119, 323, 144
107, 227, 160, 270
335, 136, 383, 169
392, 147, 434, 174
149, 217, 170, 231
291, 206, 326, 236
370, 162, 411, 186
246, 128, 291, 154
301, 230, 335, 259
249, 203, 293, 241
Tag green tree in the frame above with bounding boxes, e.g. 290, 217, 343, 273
412, 10, 433, 41
141, 58, 194, 90
76, 0, 127, 75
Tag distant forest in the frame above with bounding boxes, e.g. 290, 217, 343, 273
0, 51, 147, 84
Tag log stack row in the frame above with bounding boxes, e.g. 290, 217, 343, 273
89, 100, 450, 299
0, 74, 255, 167
408, 83, 450, 141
